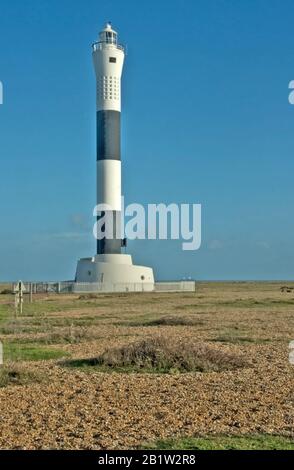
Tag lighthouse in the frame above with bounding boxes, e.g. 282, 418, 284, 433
94, 23, 124, 256
75, 23, 154, 292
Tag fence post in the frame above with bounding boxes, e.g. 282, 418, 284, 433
30, 283, 33, 303
0, 341, 3, 366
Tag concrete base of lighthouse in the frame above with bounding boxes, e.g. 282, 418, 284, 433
74, 254, 154, 293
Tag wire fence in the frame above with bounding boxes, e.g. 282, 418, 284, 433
0, 280, 196, 294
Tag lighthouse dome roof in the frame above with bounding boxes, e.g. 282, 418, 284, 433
99, 22, 118, 45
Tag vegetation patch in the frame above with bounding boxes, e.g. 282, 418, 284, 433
0, 363, 44, 387
118, 316, 204, 327
22, 326, 98, 345
63, 336, 246, 373
175, 304, 198, 309
78, 294, 100, 300
19, 301, 95, 317
0, 318, 43, 335
219, 298, 294, 308
2, 342, 69, 361
140, 435, 294, 450
146, 316, 204, 326
212, 334, 271, 344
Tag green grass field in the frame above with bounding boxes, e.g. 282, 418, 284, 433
142, 435, 294, 450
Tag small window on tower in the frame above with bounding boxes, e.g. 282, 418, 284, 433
109, 57, 116, 63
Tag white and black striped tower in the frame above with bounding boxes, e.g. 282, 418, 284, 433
93, 23, 124, 255
75, 23, 154, 291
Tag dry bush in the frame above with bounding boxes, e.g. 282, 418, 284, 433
0, 363, 44, 387
78, 294, 99, 300
95, 336, 246, 373
123, 315, 204, 327
0, 319, 27, 335
42, 325, 92, 344
13, 325, 93, 345
147, 316, 203, 326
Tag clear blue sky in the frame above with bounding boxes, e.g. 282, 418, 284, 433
0, 0, 294, 281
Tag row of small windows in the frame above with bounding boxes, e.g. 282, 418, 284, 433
99, 83, 119, 88
102, 81, 118, 86
100, 90, 119, 94
99, 88, 120, 93
100, 91, 120, 96
101, 76, 119, 82
101, 92, 120, 97
99, 79, 119, 85
99, 85, 119, 89
98, 84, 120, 89
98, 90, 120, 100
98, 86, 120, 94
98, 76, 120, 100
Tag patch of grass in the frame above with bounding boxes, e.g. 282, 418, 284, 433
0, 318, 41, 335
63, 336, 246, 374
141, 435, 294, 450
0, 319, 26, 335
0, 363, 44, 387
78, 294, 100, 300
2, 342, 69, 361
0, 303, 14, 321
61, 359, 139, 374
219, 298, 294, 308
146, 316, 203, 326
176, 304, 197, 309
117, 316, 204, 327
270, 299, 294, 305
29, 326, 95, 345
24, 316, 100, 328
212, 335, 271, 344
19, 300, 98, 317
45, 329, 89, 344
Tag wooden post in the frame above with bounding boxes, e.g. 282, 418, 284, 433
13, 281, 26, 317
19, 287, 23, 315
0, 341, 3, 366
30, 283, 33, 303
70, 323, 75, 343
14, 292, 18, 318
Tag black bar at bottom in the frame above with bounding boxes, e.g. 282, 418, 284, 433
0, 450, 293, 467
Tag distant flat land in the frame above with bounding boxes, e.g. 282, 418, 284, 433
0, 282, 293, 449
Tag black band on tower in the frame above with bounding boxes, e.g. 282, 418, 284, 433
97, 110, 121, 161
96, 109, 122, 254
96, 211, 122, 255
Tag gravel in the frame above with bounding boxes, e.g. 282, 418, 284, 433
0, 282, 293, 449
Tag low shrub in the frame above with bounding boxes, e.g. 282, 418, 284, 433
0, 289, 13, 295
85, 336, 246, 373
0, 363, 44, 387
147, 316, 203, 326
